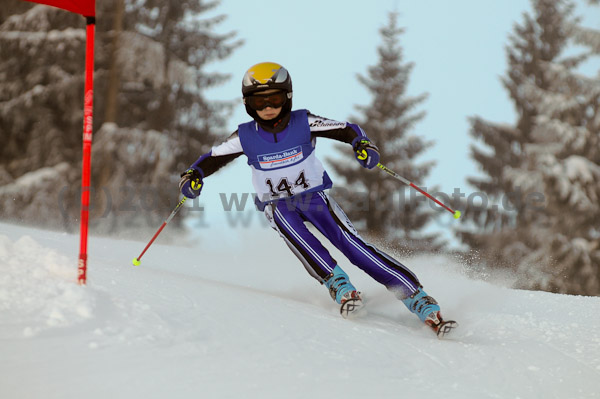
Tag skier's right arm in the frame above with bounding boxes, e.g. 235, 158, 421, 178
179, 131, 244, 199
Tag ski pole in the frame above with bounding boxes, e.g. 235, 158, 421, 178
376, 163, 461, 219
132, 196, 187, 266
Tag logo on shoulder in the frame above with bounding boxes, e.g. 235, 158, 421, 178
309, 118, 346, 130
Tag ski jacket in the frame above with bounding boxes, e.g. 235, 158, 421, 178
189, 109, 369, 205
238, 109, 333, 203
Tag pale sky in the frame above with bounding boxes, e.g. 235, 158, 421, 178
194, 0, 600, 243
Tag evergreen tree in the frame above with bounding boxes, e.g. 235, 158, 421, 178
329, 12, 441, 253
459, 0, 576, 260
0, 1, 240, 233
0, 4, 87, 177
509, 3, 600, 295
89, 0, 241, 233
103, 0, 240, 160
461, 0, 600, 295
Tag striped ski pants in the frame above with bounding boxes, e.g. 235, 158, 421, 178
264, 191, 420, 298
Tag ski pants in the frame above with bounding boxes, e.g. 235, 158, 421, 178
264, 191, 420, 298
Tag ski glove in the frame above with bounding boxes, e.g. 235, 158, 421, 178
352, 138, 380, 169
179, 168, 203, 199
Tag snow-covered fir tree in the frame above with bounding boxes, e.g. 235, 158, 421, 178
329, 12, 442, 254
459, 0, 578, 265
90, 0, 241, 233
509, 3, 600, 295
101, 0, 240, 160
0, 1, 240, 233
0, 5, 86, 176
460, 0, 600, 295
0, 4, 86, 230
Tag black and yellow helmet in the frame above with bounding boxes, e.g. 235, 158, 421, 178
242, 62, 292, 97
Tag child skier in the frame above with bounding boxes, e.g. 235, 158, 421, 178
179, 62, 457, 337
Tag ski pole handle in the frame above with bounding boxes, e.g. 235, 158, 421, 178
132, 196, 187, 266
376, 163, 461, 219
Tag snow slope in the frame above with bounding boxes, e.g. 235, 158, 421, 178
1, 221, 599, 399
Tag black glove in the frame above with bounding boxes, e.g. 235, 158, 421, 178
179, 168, 203, 199
352, 138, 380, 169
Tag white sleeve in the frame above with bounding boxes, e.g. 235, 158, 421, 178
211, 133, 243, 156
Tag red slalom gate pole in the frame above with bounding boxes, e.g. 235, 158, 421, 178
132, 197, 187, 266
376, 163, 462, 219
78, 17, 96, 285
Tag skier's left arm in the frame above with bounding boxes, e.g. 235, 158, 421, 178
307, 111, 380, 169
179, 131, 244, 198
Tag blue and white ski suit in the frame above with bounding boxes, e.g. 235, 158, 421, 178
190, 110, 420, 298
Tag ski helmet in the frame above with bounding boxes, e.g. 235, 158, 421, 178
241, 62, 293, 125
242, 62, 292, 97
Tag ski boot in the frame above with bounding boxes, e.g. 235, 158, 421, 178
401, 288, 458, 339
324, 265, 365, 319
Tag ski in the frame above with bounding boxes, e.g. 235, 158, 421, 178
340, 295, 366, 319
338, 294, 457, 338
433, 320, 458, 339
425, 311, 458, 339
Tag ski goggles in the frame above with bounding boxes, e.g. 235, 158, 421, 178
244, 91, 288, 111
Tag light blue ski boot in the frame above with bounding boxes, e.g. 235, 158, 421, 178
401, 287, 457, 338
324, 265, 365, 319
